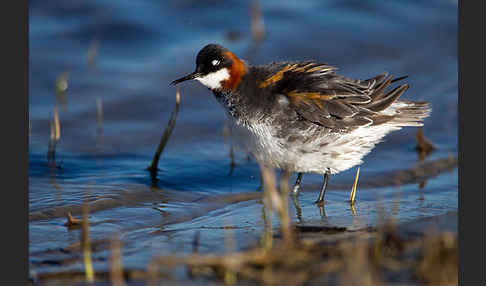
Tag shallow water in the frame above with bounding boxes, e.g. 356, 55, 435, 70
29, 0, 457, 278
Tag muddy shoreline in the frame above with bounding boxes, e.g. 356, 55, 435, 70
30, 211, 457, 286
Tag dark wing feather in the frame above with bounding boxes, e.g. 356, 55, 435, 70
258, 62, 409, 130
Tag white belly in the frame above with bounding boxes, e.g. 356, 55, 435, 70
230, 118, 402, 175
225, 100, 427, 175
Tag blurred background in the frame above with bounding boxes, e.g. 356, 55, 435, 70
29, 0, 457, 283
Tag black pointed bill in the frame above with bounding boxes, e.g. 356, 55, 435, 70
171, 71, 202, 85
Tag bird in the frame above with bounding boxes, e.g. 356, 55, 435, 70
171, 43, 430, 204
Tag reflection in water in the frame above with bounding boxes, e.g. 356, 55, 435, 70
291, 193, 302, 223
47, 106, 61, 169
350, 203, 357, 217
318, 204, 327, 221
49, 172, 62, 203
418, 180, 426, 211
350, 203, 362, 229
152, 202, 168, 221
419, 180, 427, 190
192, 231, 200, 253
415, 128, 436, 191
150, 186, 170, 221
46, 123, 56, 166
187, 230, 201, 279
391, 185, 402, 217
150, 175, 159, 188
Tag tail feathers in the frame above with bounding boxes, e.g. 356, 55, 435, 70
365, 84, 409, 112
365, 72, 388, 88
369, 76, 394, 101
372, 100, 431, 127
363, 73, 429, 127
391, 101, 431, 127
368, 74, 408, 101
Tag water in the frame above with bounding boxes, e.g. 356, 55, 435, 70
29, 0, 457, 277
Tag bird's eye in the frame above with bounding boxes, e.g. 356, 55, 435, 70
211, 59, 221, 66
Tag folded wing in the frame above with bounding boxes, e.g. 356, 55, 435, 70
258, 62, 412, 130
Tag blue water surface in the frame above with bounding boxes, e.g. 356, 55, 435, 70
29, 0, 457, 276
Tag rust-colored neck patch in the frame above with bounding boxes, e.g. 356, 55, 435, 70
222, 51, 246, 91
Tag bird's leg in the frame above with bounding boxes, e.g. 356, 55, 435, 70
291, 173, 303, 195
315, 170, 331, 204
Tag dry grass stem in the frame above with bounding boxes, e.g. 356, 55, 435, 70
416, 128, 436, 161
37, 223, 457, 285
56, 71, 69, 94
278, 170, 293, 245
65, 212, 82, 227
49, 121, 55, 142
250, 0, 265, 42
47, 107, 61, 165
87, 39, 99, 68
258, 163, 294, 247
416, 232, 458, 285
82, 198, 94, 282
259, 164, 283, 212
258, 164, 275, 251
96, 97, 103, 127
261, 205, 273, 251
55, 69, 70, 110
109, 234, 125, 286
148, 88, 181, 175
53, 106, 60, 140
223, 218, 237, 285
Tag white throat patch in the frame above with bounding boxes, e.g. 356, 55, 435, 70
196, 68, 230, 90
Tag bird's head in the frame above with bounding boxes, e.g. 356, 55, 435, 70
171, 44, 246, 91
